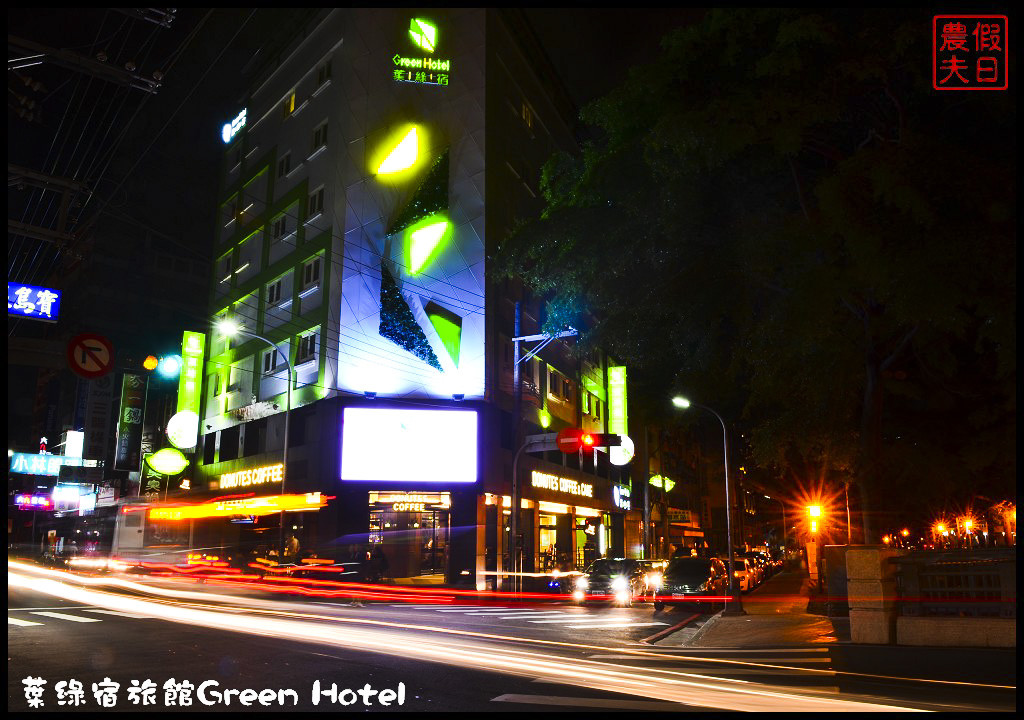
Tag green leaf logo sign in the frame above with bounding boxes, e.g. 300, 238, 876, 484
409, 18, 437, 53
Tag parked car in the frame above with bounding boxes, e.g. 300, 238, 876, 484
731, 557, 755, 593
572, 558, 648, 607
741, 552, 772, 585
652, 557, 729, 612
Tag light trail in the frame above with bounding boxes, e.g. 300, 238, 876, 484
8, 562, 928, 711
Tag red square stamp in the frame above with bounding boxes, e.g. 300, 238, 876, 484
933, 15, 1008, 90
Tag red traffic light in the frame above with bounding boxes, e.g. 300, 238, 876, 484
556, 428, 621, 454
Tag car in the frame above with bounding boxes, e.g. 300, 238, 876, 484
652, 557, 729, 612
637, 559, 668, 594
731, 557, 755, 592
572, 558, 648, 607
743, 553, 767, 585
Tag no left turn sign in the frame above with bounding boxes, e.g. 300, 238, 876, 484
67, 333, 114, 379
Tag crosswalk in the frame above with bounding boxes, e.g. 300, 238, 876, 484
376, 604, 670, 632
583, 646, 839, 693
8, 607, 152, 627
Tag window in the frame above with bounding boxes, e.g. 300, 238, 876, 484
271, 216, 288, 243
594, 397, 601, 420
302, 256, 321, 289
263, 349, 277, 374
212, 375, 223, 397
317, 60, 332, 87
311, 121, 328, 152
266, 278, 283, 305
277, 152, 291, 178
297, 331, 317, 364
307, 187, 324, 217
220, 253, 234, 280
222, 198, 237, 227
283, 91, 296, 117
521, 101, 533, 129
582, 391, 590, 414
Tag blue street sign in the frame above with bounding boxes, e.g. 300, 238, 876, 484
7, 282, 61, 322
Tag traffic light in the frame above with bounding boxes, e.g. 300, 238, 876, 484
142, 353, 182, 378
556, 428, 622, 453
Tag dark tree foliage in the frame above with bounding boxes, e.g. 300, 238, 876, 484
496, 9, 1015, 539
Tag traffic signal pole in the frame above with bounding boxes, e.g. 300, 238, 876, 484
510, 302, 577, 595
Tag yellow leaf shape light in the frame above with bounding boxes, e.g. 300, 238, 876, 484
377, 126, 419, 175
406, 215, 451, 275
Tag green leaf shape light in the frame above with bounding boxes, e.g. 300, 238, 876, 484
146, 448, 189, 476
377, 126, 419, 175
425, 301, 462, 368
406, 216, 452, 275
409, 18, 437, 52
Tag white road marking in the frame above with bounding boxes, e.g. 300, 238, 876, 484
8, 617, 44, 626
587, 654, 835, 668
491, 694, 690, 710
29, 611, 102, 623
80, 609, 152, 619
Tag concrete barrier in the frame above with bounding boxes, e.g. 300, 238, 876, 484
846, 547, 907, 644
896, 616, 1016, 647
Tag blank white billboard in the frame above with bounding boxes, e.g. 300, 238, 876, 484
341, 407, 477, 483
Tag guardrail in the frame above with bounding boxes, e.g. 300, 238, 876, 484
891, 548, 1015, 619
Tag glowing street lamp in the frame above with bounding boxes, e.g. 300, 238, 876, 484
672, 395, 744, 615
216, 318, 292, 555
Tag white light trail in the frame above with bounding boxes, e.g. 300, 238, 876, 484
8, 562, 924, 712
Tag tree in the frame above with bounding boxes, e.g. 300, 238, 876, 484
496, 9, 1015, 541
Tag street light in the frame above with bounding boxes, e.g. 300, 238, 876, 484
216, 318, 292, 556
672, 395, 745, 615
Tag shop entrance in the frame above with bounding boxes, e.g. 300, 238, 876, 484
368, 492, 450, 581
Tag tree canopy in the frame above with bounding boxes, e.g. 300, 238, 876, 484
496, 9, 1015, 538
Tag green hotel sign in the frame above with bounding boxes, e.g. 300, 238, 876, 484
607, 366, 628, 437
392, 17, 450, 86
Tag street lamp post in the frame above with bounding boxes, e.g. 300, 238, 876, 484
672, 396, 745, 615
217, 319, 292, 556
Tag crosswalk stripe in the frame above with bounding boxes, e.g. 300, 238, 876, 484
8, 617, 44, 626
491, 613, 572, 618
80, 609, 151, 619
29, 611, 102, 623
461, 610, 563, 616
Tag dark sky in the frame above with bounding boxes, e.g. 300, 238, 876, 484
7, 8, 699, 285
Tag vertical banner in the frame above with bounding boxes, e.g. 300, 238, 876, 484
114, 373, 148, 471
84, 375, 115, 461
607, 366, 628, 437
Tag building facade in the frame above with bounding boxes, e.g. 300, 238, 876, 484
193, 9, 639, 587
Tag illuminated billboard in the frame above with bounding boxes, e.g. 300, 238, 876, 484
340, 407, 477, 483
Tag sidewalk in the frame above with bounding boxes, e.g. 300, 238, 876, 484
684, 571, 850, 647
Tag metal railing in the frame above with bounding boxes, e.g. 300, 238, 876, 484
891, 548, 1015, 618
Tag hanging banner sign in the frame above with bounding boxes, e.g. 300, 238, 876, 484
114, 373, 147, 471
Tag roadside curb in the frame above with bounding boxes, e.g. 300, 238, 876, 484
676, 609, 724, 647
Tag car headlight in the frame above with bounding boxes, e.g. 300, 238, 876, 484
647, 573, 663, 589
576, 576, 589, 590
611, 576, 628, 592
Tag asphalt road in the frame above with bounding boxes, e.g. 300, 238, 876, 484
7, 563, 1016, 712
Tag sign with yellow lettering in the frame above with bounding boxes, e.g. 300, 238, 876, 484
218, 463, 283, 490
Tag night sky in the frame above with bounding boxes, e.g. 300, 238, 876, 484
8, 8, 702, 283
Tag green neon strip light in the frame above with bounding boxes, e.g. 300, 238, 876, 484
409, 18, 437, 52
405, 215, 451, 275
377, 127, 419, 175
608, 366, 628, 436
425, 302, 462, 368
177, 331, 206, 415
